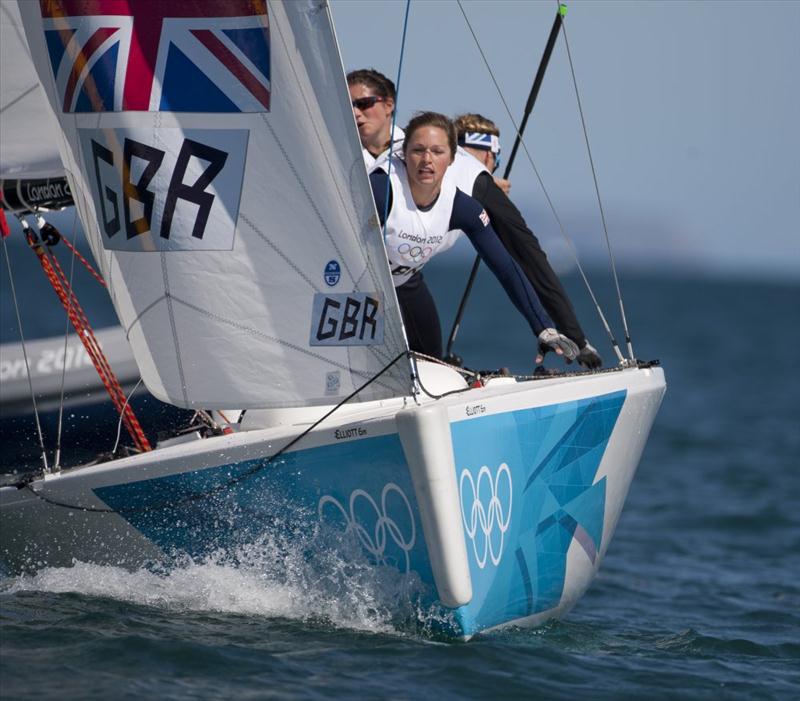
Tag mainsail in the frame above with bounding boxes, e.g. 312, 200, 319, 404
16, 0, 411, 408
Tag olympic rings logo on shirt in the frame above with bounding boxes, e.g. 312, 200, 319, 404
459, 464, 513, 569
397, 242, 434, 262
318, 483, 417, 572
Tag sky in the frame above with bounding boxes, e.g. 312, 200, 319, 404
330, 0, 800, 279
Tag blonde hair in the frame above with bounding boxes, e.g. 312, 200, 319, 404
453, 113, 500, 138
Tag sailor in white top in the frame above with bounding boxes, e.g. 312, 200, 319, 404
369, 111, 577, 363
347, 69, 400, 170
363, 124, 404, 172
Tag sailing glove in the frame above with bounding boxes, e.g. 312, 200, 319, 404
536, 328, 579, 363
577, 341, 602, 370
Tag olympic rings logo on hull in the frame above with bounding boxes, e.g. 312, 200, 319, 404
396, 242, 434, 263
460, 464, 513, 569
318, 483, 416, 572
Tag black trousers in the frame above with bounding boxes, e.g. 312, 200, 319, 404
396, 271, 442, 359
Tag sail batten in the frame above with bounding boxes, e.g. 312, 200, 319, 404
17, 0, 411, 408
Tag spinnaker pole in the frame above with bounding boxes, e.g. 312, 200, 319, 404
445, 4, 566, 362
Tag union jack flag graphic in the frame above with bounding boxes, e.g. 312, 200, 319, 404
39, 0, 270, 113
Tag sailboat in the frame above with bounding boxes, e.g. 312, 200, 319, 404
0, 0, 665, 639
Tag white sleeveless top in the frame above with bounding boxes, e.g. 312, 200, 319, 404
384, 160, 460, 287
447, 148, 488, 195
363, 126, 405, 173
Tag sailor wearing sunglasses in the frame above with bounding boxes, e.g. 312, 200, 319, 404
347, 69, 405, 172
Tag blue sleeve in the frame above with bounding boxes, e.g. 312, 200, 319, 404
369, 171, 390, 226
450, 190, 554, 336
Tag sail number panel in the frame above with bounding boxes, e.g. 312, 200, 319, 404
310, 293, 385, 346
77, 128, 248, 252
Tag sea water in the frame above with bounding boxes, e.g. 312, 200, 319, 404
1, 262, 798, 700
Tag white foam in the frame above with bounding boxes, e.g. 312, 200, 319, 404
2, 534, 433, 637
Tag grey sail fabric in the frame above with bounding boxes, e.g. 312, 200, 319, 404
0, 1, 64, 179
17, 0, 411, 408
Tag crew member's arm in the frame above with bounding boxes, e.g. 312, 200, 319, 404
472, 172, 600, 368
369, 170, 392, 225
451, 190, 577, 359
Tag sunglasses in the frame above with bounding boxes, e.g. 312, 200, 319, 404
351, 95, 386, 111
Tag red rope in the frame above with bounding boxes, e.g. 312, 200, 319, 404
27, 232, 151, 453
59, 234, 106, 287
0, 208, 10, 238
0, 192, 11, 237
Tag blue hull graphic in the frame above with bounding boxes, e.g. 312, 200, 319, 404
95, 391, 625, 638
450, 391, 625, 635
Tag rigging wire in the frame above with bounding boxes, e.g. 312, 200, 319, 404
558, 7, 634, 360
1, 220, 49, 473
455, 0, 626, 364
380, 0, 411, 228
111, 377, 144, 456
445, 6, 565, 361
380, 0, 422, 391
51, 209, 80, 472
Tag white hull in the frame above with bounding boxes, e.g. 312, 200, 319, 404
1, 364, 665, 638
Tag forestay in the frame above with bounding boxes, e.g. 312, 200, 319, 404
17, 0, 411, 408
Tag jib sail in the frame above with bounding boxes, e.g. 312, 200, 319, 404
17, 0, 410, 408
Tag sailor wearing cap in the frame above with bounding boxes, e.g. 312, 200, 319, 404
452, 113, 602, 369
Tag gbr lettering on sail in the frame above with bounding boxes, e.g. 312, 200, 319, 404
78, 128, 248, 252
